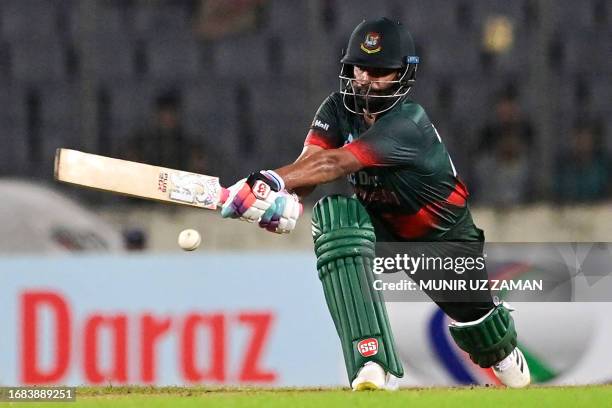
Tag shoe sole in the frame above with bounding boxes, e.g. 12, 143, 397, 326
354, 381, 380, 391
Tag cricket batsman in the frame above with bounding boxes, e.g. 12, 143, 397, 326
221, 17, 530, 390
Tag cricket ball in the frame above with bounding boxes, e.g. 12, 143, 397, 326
178, 229, 201, 251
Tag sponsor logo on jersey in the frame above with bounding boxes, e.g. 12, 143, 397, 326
350, 171, 380, 187
360, 32, 382, 54
313, 119, 330, 131
357, 338, 379, 357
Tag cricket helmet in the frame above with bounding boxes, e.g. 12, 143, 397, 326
339, 17, 419, 116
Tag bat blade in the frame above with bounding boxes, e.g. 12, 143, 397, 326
54, 148, 228, 210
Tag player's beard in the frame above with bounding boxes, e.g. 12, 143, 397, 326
353, 84, 402, 115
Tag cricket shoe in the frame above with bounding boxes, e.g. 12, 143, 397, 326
493, 347, 531, 388
351, 362, 399, 391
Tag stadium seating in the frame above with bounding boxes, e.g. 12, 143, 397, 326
0, 0, 608, 202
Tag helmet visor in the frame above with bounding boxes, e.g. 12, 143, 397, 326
339, 64, 413, 116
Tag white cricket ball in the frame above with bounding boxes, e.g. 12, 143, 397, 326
178, 229, 201, 251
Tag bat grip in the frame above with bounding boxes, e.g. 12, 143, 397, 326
219, 187, 230, 204
219, 186, 303, 215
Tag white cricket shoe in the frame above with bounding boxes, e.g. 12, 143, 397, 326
493, 347, 531, 388
351, 362, 399, 391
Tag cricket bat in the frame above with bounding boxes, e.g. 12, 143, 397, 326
54, 148, 229, 210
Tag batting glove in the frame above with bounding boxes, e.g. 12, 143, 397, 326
258, 191, 302, 234
221, 170, 285, 222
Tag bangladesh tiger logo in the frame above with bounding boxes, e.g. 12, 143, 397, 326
360, 32, 382, 54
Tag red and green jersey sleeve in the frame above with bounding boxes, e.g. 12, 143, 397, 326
304, 94, 344, 149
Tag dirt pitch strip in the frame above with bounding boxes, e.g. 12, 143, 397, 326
1, 385, 611, 407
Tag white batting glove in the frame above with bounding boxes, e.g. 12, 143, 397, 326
221, 170, 283, 222
258, 191, 302, 234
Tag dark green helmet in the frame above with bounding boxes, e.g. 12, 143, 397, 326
339, 18, 419, 116
341, 17, 418, 69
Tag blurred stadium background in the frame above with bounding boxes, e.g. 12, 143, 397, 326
1, 0, 611, 390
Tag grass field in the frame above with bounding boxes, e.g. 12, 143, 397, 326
2, 385, 612, 408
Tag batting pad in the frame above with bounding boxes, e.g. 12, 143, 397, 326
449, 303, 518, 368
312, 195, 403, 382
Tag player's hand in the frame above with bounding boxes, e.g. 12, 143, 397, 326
221, 170, 284, 222
258, 191, 302, 234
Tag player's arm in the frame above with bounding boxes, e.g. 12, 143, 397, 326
220, 95, 349, 233
219, 146, 361, 234
285, 145, 321, 199
279, 95, 355, 193
275, 146, 362, 191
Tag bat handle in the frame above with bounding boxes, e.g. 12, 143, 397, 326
219, 187, 230, 204
218, 186, 303, 215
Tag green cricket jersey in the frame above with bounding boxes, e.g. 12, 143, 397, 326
305, 92, 482, 242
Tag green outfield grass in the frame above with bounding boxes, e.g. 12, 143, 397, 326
2, 385, 611, 408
